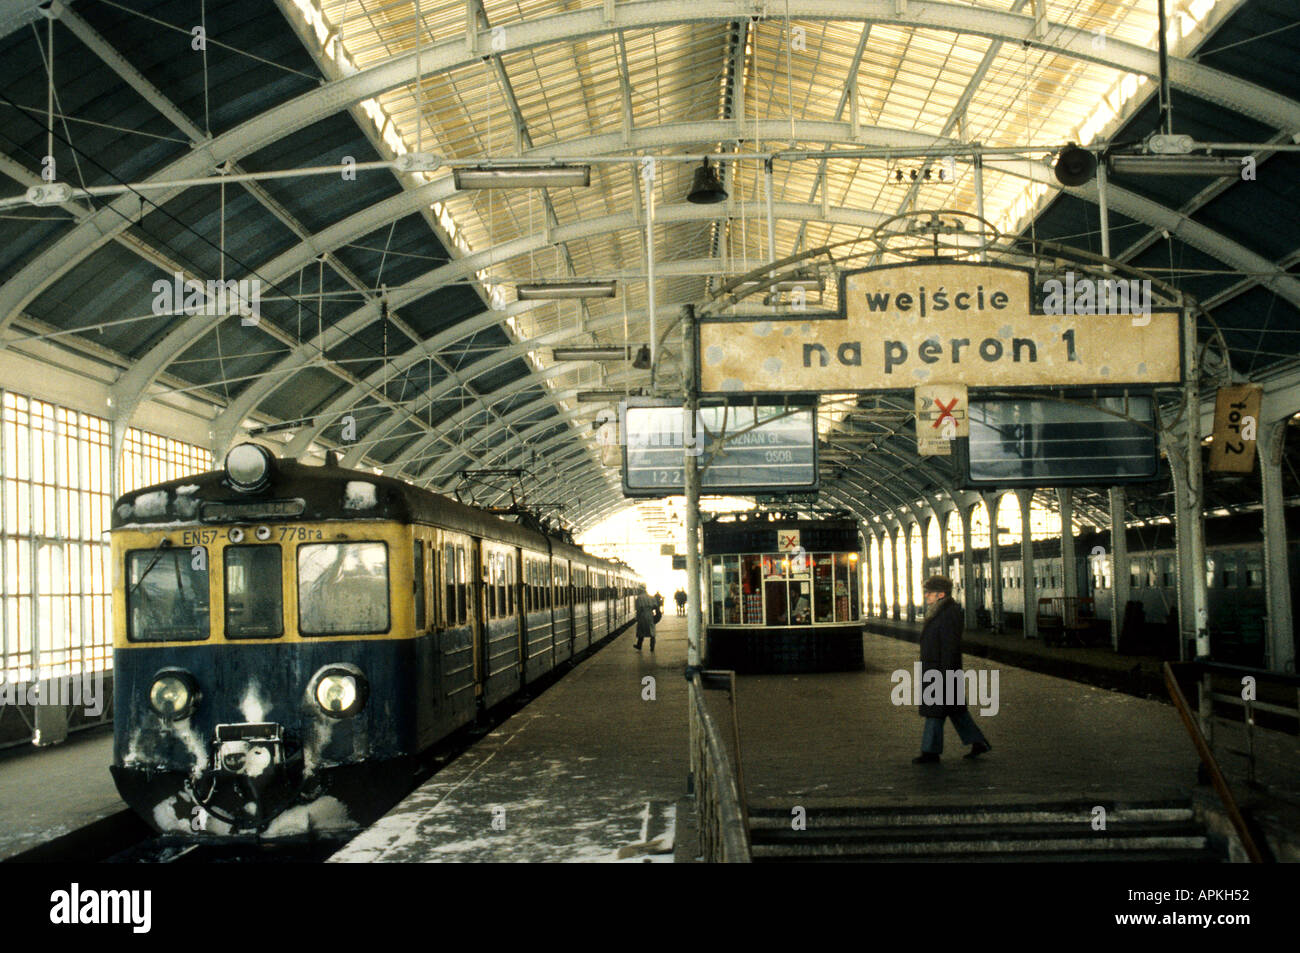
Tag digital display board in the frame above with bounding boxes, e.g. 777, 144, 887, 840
959, 396, 1158, 488
622, 401, 818, 497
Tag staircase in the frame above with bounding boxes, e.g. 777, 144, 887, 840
748, 799, 1223, 862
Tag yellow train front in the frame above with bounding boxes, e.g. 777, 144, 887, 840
110, 443, 636, 840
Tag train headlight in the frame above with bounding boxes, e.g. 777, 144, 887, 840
225, 443, 273, 493
149, 671, 198, 720
311, 666, 367, 718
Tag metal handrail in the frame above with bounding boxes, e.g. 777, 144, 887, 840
1161, 662, 1265, 863
687, 670, 752, 862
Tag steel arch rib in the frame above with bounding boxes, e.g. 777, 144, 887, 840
5, 0, 1300, 345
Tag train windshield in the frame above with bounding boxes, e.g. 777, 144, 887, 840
126, 547, 210, 641
225, 546, 283, 639
297, 541, 390, 635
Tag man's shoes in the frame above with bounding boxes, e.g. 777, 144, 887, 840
634, 642, 642, 649
912, 753, 940, 764
963, 741, 991, 759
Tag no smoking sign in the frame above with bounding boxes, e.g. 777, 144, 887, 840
915, 384, 968, 456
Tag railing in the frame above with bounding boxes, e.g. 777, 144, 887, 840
687, 669, 751, 863
1162, 661, 1265, 863
1191, 660, 1300, 787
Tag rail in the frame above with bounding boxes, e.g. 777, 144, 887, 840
1161, 661, 1265, 863
687, 669, 751, 862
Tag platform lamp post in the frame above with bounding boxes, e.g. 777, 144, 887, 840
682, 303, 703, 671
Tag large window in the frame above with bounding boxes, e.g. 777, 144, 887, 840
710, 551, 860, 627
224, 546, 282, 639
297, 542, 389, 635
2, 391, 210, 684
127, 547, 209, 642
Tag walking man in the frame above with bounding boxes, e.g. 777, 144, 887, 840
914, 575, 992, 764
674, 588, 687, 616
634, 587, 660, 651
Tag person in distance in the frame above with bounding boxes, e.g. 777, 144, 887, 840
634, 586, 659, 651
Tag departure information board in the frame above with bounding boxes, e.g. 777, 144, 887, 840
958, 395, 1158, 487
622, 402, 818, 497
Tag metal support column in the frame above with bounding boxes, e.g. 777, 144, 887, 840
683, 304, 701, 670
877, 532, 888, 619
1260, 419, 1295, 673
889, 525, 901, 621
960, 503, 977, 630
1018, 489, 1037, 639
1058, 488, 1078, 602
863, 537, 873, 617
1167, 433, 1197, 662
1184, 308, 1210, 659
1109, 485, 1130, 652
983, 493, 1004, 633
937, 508, 949, 576
905, 520, 916, 623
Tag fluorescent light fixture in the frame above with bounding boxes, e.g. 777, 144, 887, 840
454, 165, 591, 189
1107, 154, 1245, 176
553, 346, 644, 362
730, 275, 824, 293
518, 280, 617, 300
576, 390, 630, 402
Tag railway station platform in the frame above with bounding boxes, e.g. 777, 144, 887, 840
0, 726, 129, 861
331, 617, 691, 863
332, 619, 1298, 862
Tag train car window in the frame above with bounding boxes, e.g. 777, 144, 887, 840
444, 544, 456, 626
1220, 556, 1236, 589
1130, 561, 1142, 589
297, 541, 389, 635
496, 553, 507, 617
1161, 557, 1175, 588
414, 542, 426, 630
224, 545, 283, 639
430, 542, 441, 625
1205, 557, 1217, 589
486, 552, 497, 619
462, 543, 473, 624
126, 547, 210, 642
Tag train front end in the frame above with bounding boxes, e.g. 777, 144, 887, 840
110, 445, 417, 840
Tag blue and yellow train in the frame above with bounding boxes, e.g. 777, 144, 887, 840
110, 443, 638, 839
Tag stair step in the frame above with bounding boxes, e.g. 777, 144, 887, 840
755, 847, 1222, 863
752, 820, 1205, 846
751, 833, 1208, 859
749, 807, 1193, 830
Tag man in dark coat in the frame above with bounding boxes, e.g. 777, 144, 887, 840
634, 587, 659, 651
914, 574, 992, 764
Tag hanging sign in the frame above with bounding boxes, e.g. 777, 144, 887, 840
915, 383, 968, 456
1209, 384, 1262, 473
698, 262, 1181, 394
